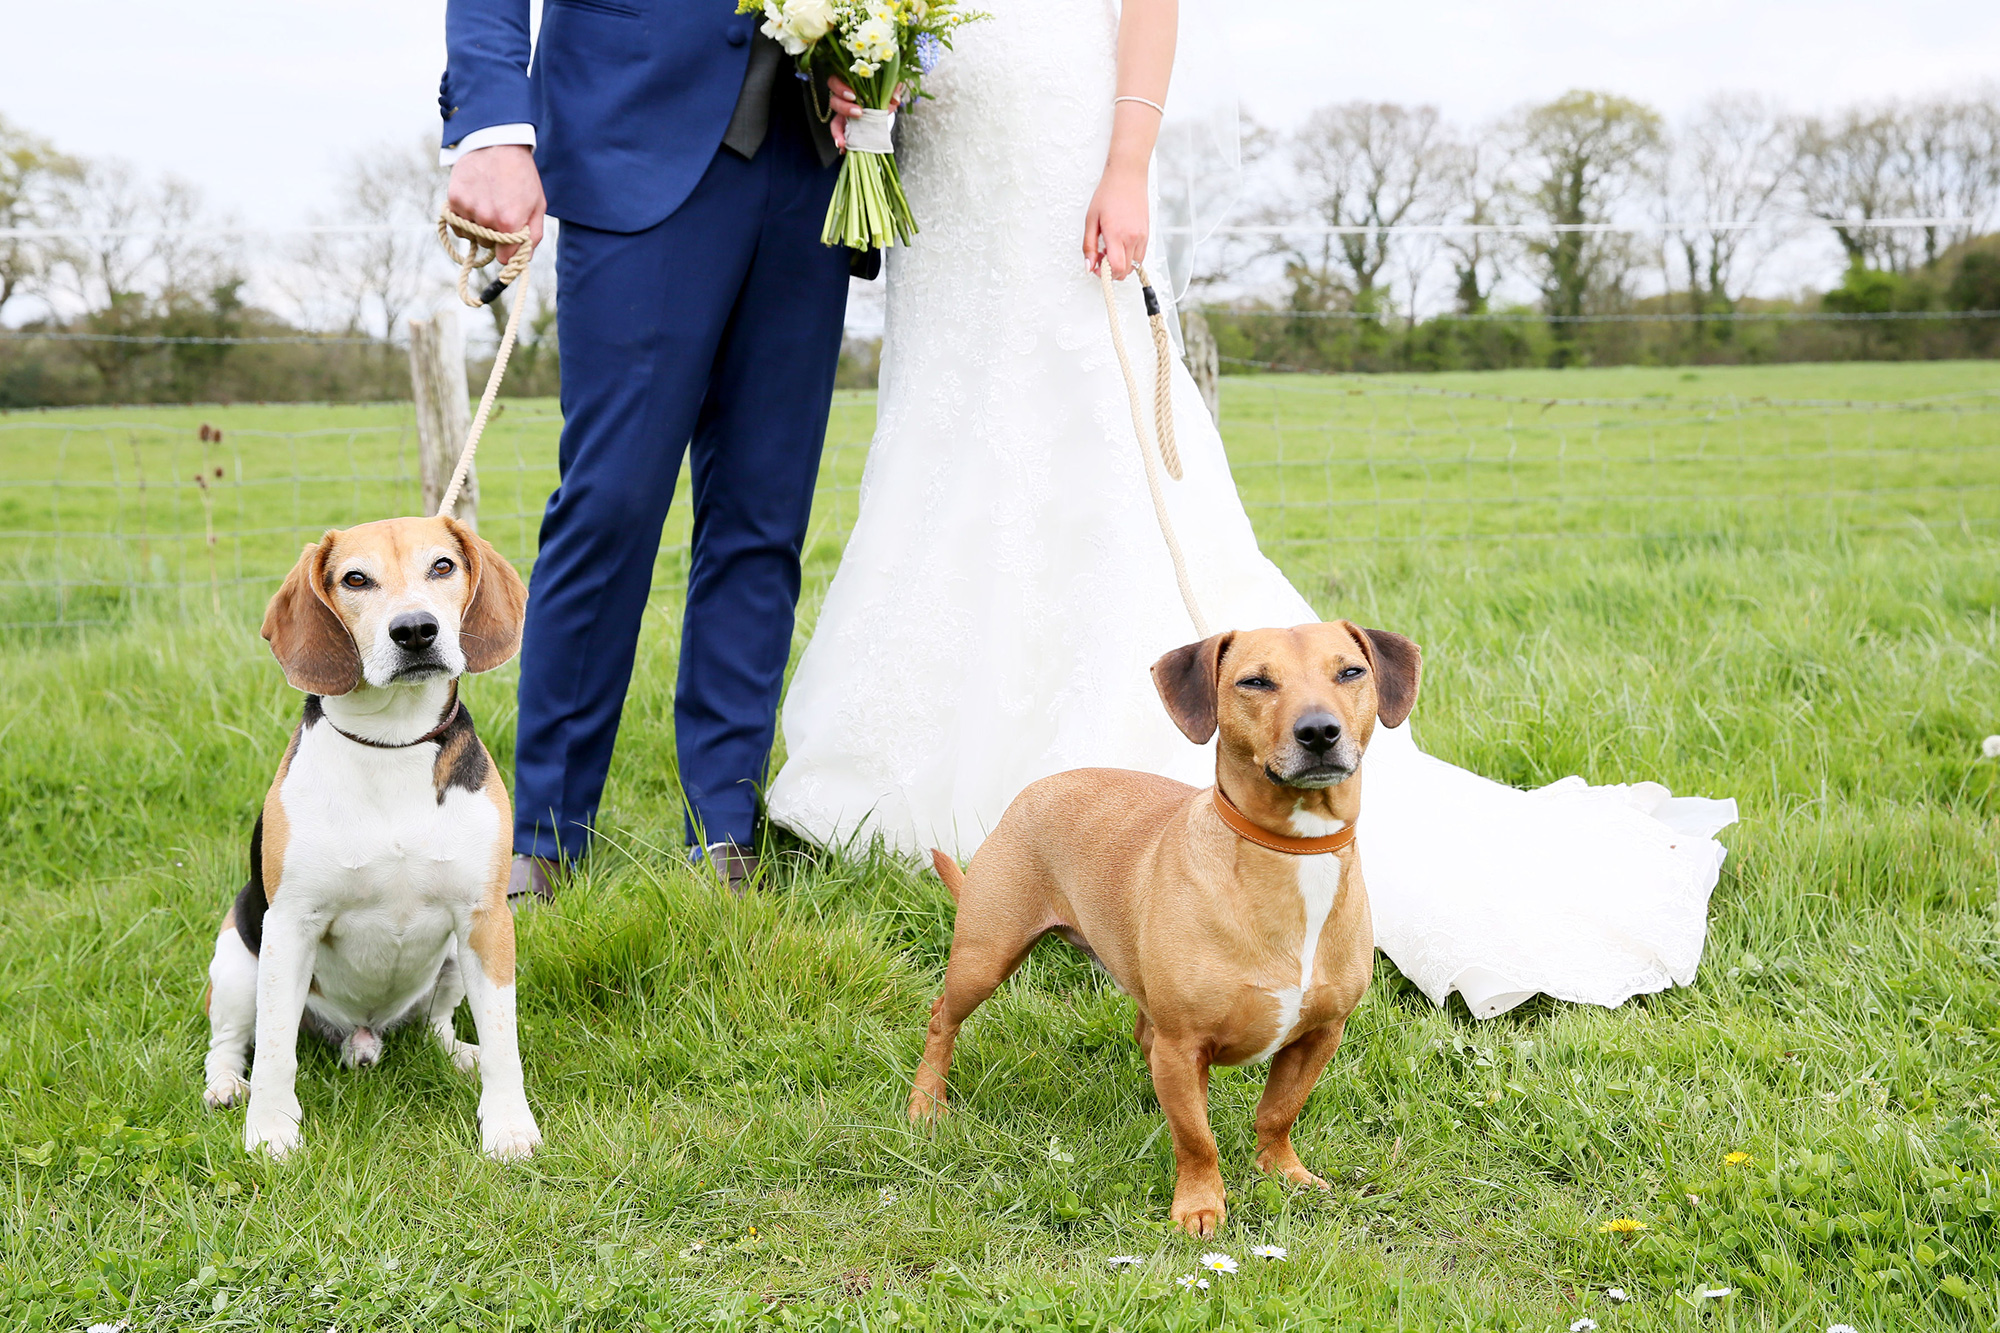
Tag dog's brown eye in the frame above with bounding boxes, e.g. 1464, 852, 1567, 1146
429, 557, 456, 578
1339, 666, 1366, 682
1237, 675, 1276, 691
341, 571, 369, 589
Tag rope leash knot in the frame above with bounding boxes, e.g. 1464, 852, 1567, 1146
433, 208, 536, 519
439, 208, 533, 309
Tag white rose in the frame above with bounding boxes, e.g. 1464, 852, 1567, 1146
760, 17, 810, 55
759, 0, 812, 54
786, 0, 834, 42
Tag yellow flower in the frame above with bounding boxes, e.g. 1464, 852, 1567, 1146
1723, 1151, 1752, 1165
1598, 1218, 1648, 1234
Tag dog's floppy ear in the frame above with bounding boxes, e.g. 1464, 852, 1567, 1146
445, 517, 528, 673
262, 533, 361, 696
1151, 631, 1235, 744
1338, 620, 1421, 729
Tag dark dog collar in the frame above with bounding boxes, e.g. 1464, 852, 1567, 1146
325, 696, 460, 749
1212, 785, 1356, 855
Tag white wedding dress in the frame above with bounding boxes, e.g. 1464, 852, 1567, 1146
768, 0, 1737, 1018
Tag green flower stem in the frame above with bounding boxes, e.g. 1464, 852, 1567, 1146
816, 48, 916, 251
822, 150, 918, 251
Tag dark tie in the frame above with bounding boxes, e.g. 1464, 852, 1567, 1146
719, 32, 857, 267
721, 34, 787, 160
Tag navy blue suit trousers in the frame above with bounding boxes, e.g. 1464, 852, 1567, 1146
512, 89, 849, 859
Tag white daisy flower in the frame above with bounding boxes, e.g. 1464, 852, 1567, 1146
1106, 1255, 1143, 1267
1176, 1274, 1210, 1290
1828, 1326, 1859, 1333
1605, 1288, 1630, 1303
1571, 1320, 1597, 1332
1199, 1252, 1239, 1274
1251, 1244, 1288, 1260
877, 1187, 897, 1206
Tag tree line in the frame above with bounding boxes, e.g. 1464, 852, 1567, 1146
1192, 87, 2000, 371
0, 122, 558, 408
3, 86, 1999, 405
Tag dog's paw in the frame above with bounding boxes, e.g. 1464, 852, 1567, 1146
244, 1105, 304, 1160
1276, 1165, 1331, 1189
1170, 1198, 1226, 1237
480, 1107, 542, 1163
203, 1074, 250, 1109
1169, 1172, 1228, 1237
339, 1027, 382, 1069
1256, 1147, 1331, 1189
906, 1088, 949, 1124
450, 1043, 482, 1075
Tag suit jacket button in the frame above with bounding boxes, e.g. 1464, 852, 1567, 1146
442, 106, 456, 121
726, 26, 748, 45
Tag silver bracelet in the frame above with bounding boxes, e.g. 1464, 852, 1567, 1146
1114, 95, 1166, 116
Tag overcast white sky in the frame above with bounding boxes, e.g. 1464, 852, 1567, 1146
6, 0, 1996, 234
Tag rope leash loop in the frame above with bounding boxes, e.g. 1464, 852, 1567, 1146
439, 207, 533, 308
433, 208, 537, 519
1099, 261, 1208, 638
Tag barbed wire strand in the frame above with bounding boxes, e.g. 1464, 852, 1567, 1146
0, 216, 1974, 241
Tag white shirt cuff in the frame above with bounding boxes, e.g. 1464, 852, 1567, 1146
440, 123, 537, 167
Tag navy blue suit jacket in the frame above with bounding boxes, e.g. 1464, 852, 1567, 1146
442, 0, 762, 233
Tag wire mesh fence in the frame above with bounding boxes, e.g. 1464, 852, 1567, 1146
3, 370, 1996, 631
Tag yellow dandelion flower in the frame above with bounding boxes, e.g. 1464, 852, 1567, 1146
1598, 1218, 1648, 1234
1723, 1151, 1752, 1165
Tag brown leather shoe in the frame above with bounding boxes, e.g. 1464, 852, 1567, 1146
703, 841, 760, 897
507, 854, 564, 911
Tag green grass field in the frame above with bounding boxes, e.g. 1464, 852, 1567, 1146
4, 362, 2000, 1332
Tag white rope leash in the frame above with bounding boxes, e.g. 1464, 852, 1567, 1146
435, 208, 536, 520
1099, 262, 1209, 638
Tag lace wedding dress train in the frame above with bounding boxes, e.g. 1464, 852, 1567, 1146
766, 0, 1737, 1017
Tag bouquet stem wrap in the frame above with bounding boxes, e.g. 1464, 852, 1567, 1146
824, 98, 914, 249
845, 108, 897, 154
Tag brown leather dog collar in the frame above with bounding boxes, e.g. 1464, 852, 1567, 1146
324, 696, 460, 750
1212, 785, 1356, 855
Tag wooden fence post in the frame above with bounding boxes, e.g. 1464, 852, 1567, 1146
1182, 308, 1220, 426
408, 308, 477, 528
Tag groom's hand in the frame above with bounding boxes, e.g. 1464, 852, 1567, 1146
447, 145, 547, 266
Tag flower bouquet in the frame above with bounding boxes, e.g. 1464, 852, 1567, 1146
742, 0, 986, 249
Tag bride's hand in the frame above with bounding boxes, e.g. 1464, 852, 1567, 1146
826, 77, 906, 154
1084, 163, 1149, 280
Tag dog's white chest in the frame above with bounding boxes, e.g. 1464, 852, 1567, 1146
274, 728, 500, 1024
281, 731, 497, 905
1253, 813, 1347, 1062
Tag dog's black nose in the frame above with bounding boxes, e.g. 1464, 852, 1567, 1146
389, 612, 439, 652
1293, 712, 1342, 754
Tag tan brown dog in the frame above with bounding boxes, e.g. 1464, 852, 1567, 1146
910, 621, 1420, 1235
201, 516, 539, 1161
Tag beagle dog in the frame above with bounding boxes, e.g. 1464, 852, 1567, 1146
912, 622, 1420, 1235
201, 515, 540, 1161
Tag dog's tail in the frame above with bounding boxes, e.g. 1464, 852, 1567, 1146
929, 849, 965, 903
